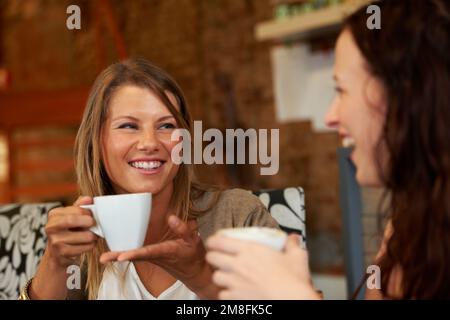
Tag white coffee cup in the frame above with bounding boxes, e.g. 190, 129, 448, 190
81, 193, 152, 252
218, 227, 287, 251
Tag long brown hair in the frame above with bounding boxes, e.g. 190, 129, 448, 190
345, 0, 450, 299
74, 58, 217, 299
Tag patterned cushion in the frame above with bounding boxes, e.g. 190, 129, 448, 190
0, 203, 60, 300
253, 187, 306, 243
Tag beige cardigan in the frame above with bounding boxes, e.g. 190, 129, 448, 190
196, 188, 279, 240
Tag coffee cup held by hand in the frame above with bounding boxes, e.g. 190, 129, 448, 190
80, 193, 151, 252
218, 227, 287, 251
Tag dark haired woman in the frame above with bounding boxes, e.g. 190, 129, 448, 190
206, 0, 450, 299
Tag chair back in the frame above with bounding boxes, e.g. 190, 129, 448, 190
253, 187, 306, 243
0, 202, 59, 299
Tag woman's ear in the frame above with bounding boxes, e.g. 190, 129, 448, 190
366, 76, 387, 113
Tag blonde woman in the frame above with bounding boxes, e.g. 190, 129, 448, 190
23, 58, 278, 300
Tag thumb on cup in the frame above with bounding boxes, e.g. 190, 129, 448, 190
74, 195, 93, 207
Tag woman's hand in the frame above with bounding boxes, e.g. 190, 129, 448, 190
29, 196, 98, 299
44, 196, 99, 268
205, 234, 321, 300
100, 215, 220, 299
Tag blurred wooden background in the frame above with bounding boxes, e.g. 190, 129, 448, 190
0, 0, 342, 273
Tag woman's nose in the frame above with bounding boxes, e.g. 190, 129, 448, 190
324, 97, 340, 130
136, 129, 160, 152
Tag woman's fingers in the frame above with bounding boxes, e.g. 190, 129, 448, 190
168, 215, 199, 243
100, 251, 122, 264
218, 289, 235, 300
49, 230, 98, 245
43, 199, 98, 267
45, 214, 96, 233
48, 198, 93, 219
116, 247, 151, 262
212, 270, 235, 287
285, 235, 309, 262
205, 234, 250, 255
73, 195, 93, 207
117, 241, 177, 262
54, 243, 97, 259
69, 243, 97, 257
205, 251, 236, 272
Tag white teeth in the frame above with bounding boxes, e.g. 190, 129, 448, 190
342, 137, 356, 148
130, 161, 162, 170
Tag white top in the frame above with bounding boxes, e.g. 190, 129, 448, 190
96, 262, 198, 300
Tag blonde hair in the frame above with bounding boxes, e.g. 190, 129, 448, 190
74, 58, 216, 299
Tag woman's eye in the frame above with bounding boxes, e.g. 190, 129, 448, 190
159, 123, 176, 130
118, 123, 138, 129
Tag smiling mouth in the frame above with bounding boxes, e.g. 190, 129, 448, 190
128, 160, 165, 171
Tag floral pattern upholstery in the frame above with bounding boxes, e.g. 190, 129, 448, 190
0, 203, 60, 300
253, 187, 306, 243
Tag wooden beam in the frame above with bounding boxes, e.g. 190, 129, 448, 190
0, 86, 90, 128
11, 136, 76, 149
12, 182, 78, 198
4, 130, 11, 202
99, 0, 128, 60
14, 159, 74, 172
0, 0, 4, 65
